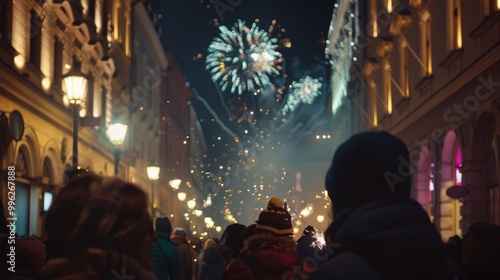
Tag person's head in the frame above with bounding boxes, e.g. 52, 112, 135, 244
255, 197, 293, 236
172, 227, 187, 239
44, 174, 155, 270
16, 236, 46, 276
303, 226, 317, 236
155, 217, 172, 236
220, 223, 246, 254
462, 222, 500, 268
325, 131, 412, 217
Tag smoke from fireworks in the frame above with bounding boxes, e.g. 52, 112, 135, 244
206, 19, 282, 95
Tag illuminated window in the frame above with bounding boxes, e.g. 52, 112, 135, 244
399, 41, 409, 98
420, 10, 432, 77
386, 0, 393, 13
113, 1, 121, 42
370, 0, 379, 37
427, 163, 434, 201
384, 62, 392, 114
455, 145, 462, 186
95, 0, 103, 33
370, 80, 378, 127
125, 12, 131, 56
447, 0, 462, 51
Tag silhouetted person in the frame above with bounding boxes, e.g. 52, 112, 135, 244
311, 131, 467, 280
445, 235, 462, 267
200, 223, 246, 280
151, 217, 180, 280
171, 227, 193, 280
462, 222, 500, 280
40, 174, 156, 279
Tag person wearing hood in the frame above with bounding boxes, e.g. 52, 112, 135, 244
199, 223, 246, 280
151, 217, 180, 280
223, 197, 310, 279
311, 131, 468, 280
171, 227, 193, 280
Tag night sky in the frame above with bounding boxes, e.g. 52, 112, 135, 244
150, 0, 336, 231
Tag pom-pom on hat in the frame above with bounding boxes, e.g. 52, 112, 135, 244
255, 197, 293, 235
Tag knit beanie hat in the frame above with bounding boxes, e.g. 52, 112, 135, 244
325, 131, 412, 216
155, 217, 172, 235
255, 197, 293, 235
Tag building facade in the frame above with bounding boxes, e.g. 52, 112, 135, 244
0, 0, 168, 237
347, 0, 500, 240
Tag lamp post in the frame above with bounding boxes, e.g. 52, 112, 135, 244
62, 56, 88, 170
107, 122, 128, 175
147, 165, 160, 215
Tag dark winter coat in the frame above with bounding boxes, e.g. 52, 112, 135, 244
171, 236, 193, 280
223, 232, 309, 280
151, 231, 180, 280
199, 244, 233, 280
311, 199, 468, 280
39, 247, 156, 280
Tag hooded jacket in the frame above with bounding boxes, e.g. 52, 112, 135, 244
223, 232, 303, 280
151, 231, 180, 280
199, 244, 233, 280
171, 236, 192, 280
311, 199, 468, 280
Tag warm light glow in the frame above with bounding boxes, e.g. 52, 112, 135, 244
293, 227, 299, 234
194, 209, 203, 217
497, 0, 500, 10
178, 192, 187, 201
317, 215, 325, 223
63, 76, 88, 104
371, 0, 378, 37
41, 77, 52, 91
215, 226, 222, 232
107, 123, 128, 146
187, 199, 196, 209
456, 2, 462, 49
14, 55, 25, 69
204, 217, 212, 223
387, 0, 393, 12
147, 166, 160, 180
169, 179, 181, 190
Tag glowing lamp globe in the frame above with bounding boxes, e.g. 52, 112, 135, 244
108, 123, 128, 146
147, 166, 160, 181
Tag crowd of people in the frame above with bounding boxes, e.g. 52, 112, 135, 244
1, 131, 499, 279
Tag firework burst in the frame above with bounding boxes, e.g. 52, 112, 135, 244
206, 19, 282, 95
282, 76, 323, 116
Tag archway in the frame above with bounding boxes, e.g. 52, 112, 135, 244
441, 130, 463, 239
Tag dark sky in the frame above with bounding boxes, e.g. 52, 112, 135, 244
150, 0, 336, 227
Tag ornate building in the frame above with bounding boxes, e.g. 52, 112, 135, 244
0, 0, 171, 236
345, 0, 500, 239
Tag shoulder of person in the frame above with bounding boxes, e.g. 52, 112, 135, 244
223, 258, 253, 280
311, 252, 383, 280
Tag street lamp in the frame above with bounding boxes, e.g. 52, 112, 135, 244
147, 165, 160, 215
62, 56, 88, 170
107, 122, 128, 175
